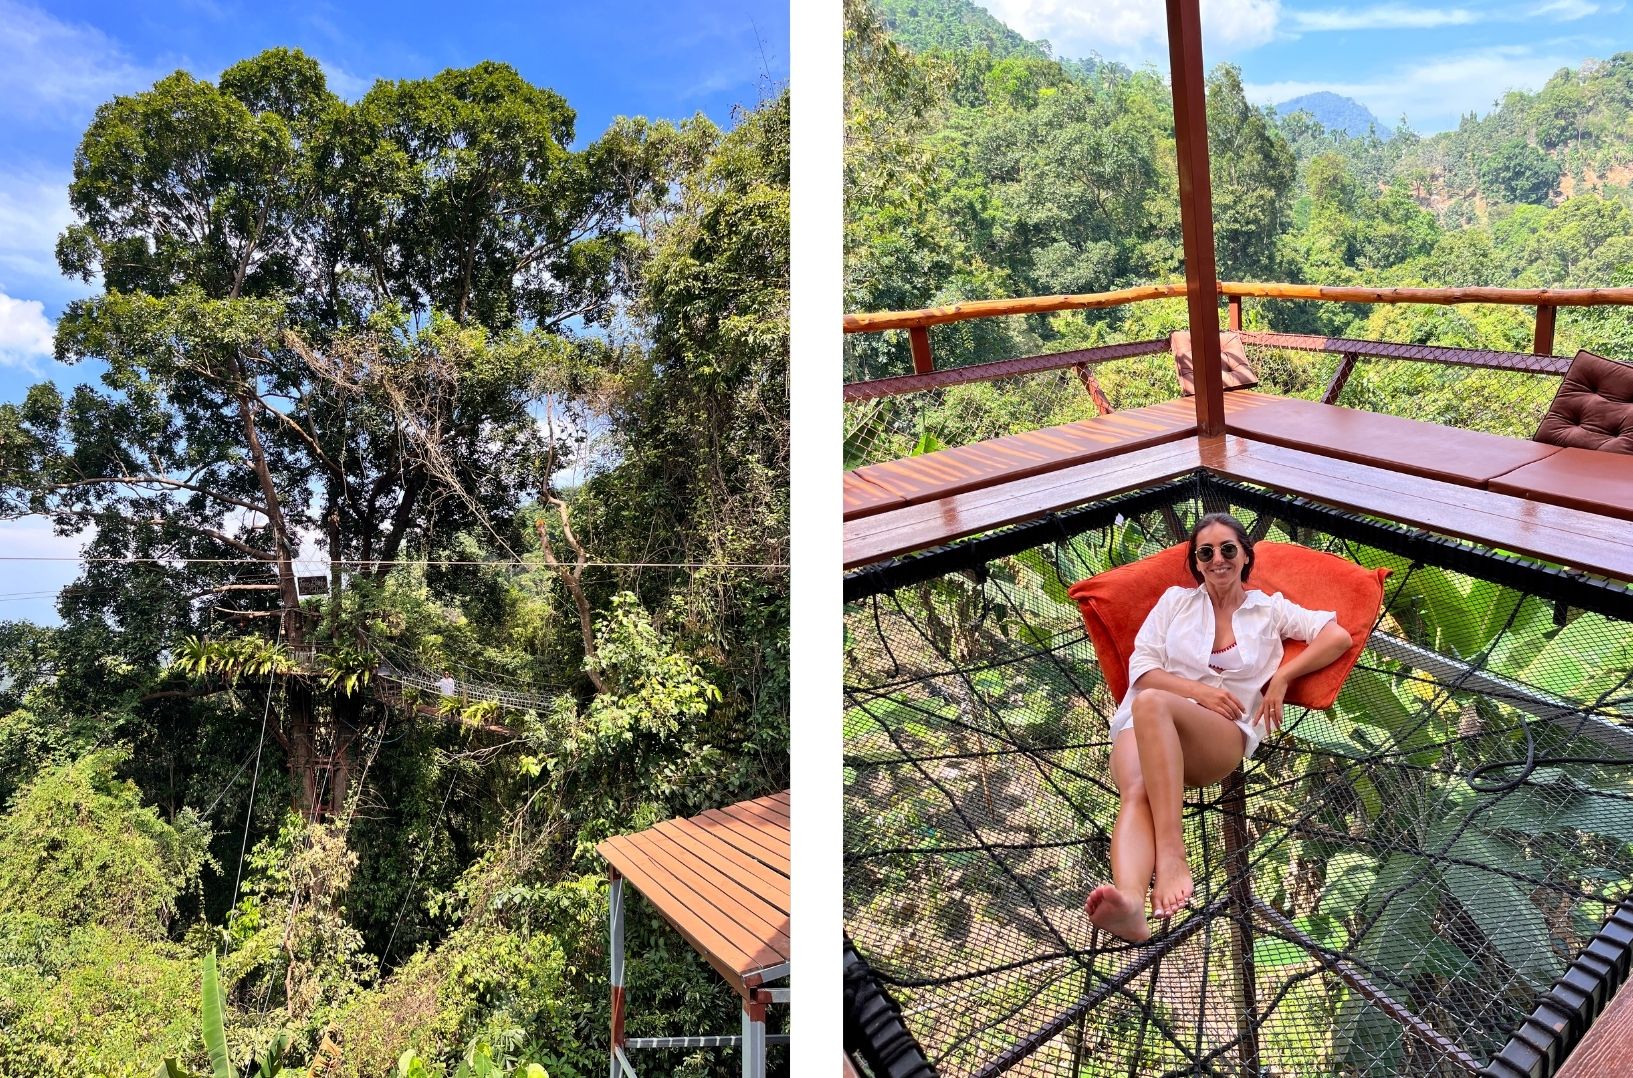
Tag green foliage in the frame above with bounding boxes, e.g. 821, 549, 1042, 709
156, 953, 293, 1078
1479, 139, 1560, 204
0, 752, 211, 1075
0, 748, 212, 936
0, 40, 789, 1078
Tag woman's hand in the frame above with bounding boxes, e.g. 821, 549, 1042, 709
1187, 683, 1246, 723
1257, 674, 1289, 735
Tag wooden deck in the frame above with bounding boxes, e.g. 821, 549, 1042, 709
844, 429, 1633, 582
1202, 435, 1633, 582
844, 438, 1204, 569
598, 790, 790, 999
1558, 977, 1633, 1077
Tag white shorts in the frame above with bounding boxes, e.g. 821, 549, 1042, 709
1109, 688, 1265, 760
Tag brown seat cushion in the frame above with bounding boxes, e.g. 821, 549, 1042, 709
1487, 446, 1633, 521
1171, 330, 1259, 395
1225, 391, 1561, 485
844, 398, 1198, 518
1534, 350, 1633, 454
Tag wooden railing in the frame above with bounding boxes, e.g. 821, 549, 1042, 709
845, 283, 1633, 378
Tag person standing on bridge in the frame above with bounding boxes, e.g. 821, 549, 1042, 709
438, 671, 456, 698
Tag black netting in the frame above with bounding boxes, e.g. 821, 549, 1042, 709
844, 478, 1633, 1078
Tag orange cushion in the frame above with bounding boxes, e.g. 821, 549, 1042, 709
1066, 541, 1389, 710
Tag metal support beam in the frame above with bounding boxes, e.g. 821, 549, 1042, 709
742, 999, 768, 1078
1074, 363, 1115, 415
1222, 766, 1262, 1077
1322, 352, 1359, 405
1366, 631, 1633, 756
1166, 0, 1226, 436
610, 872, 626, 1078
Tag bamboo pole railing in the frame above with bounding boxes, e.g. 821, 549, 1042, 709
844, 282, 1633, 377
841, 284, 1188, 333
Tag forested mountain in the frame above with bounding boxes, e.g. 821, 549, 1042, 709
845, 0, 1633, 383
1275, 92, 1382, 138
0, 50, 788, 1077
876, 0, 1051, 61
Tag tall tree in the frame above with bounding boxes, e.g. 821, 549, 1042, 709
1, 49, 653, 819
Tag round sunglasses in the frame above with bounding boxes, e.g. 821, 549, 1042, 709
1195, 541, 1241, 563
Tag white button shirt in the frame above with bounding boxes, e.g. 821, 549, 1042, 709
1109, 585, 1337, 759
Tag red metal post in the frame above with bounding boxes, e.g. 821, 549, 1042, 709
908, 326, 934, 375
1534, 304, 1557, 356
1166, 0, 1226, 436
1073, 363, 1115, 415
1227, 294, 1242, 331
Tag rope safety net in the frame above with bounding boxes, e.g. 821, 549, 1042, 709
842, 476, 1633, 1078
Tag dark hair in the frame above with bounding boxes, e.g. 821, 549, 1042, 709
1187, 512, 1254, 584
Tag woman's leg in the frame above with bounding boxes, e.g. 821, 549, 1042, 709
1132, 689, 1246, 916
1085, 731, 1155, 942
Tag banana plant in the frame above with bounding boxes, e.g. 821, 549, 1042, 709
155, 952, 291, 1078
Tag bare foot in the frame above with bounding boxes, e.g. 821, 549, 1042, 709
1151, 853, 1193, 917
1085, 884, 1151, 942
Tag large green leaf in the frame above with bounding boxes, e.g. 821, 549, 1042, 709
1518, 612, 1633, 702
1440, 830, 1558, 989
1485, 594, 1556, 676
1288, 711, 1389, 759
201, 951, 236, 1078
1011, 548, 1067, 609
1318, 850, 1378, 916
1335, 984, 1406, 1077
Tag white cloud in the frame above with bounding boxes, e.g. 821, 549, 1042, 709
1531, 0, 1609, 18
0, 0, 166, 124
1289, 5, 1479, 31
0, 166, 94, 311
317, 59, 372, 101
980, 0, 1281, 64
0, 292, 54, 369
1245, 44, 1576, 131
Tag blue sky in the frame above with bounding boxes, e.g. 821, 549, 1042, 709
983, 0, 1630, 134
0, 0, 787, 624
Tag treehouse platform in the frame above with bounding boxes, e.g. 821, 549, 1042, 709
599, 790, 790, 1078
841, 284, 1633, 1078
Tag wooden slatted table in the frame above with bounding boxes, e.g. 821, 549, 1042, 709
599, 790, 790, 1078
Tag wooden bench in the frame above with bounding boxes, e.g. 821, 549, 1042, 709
1223, 390, 1562, 486
844, 394, 1285, 524
843, 434, 1633, 583
844, 399, 1199, 521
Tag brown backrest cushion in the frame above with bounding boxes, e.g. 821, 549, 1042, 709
1067, 541, 1388, 710
1171, 330, 1259, 396
1535, 350, 1633, 454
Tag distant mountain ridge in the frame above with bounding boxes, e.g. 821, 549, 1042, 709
1275, 92, 1384, 138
